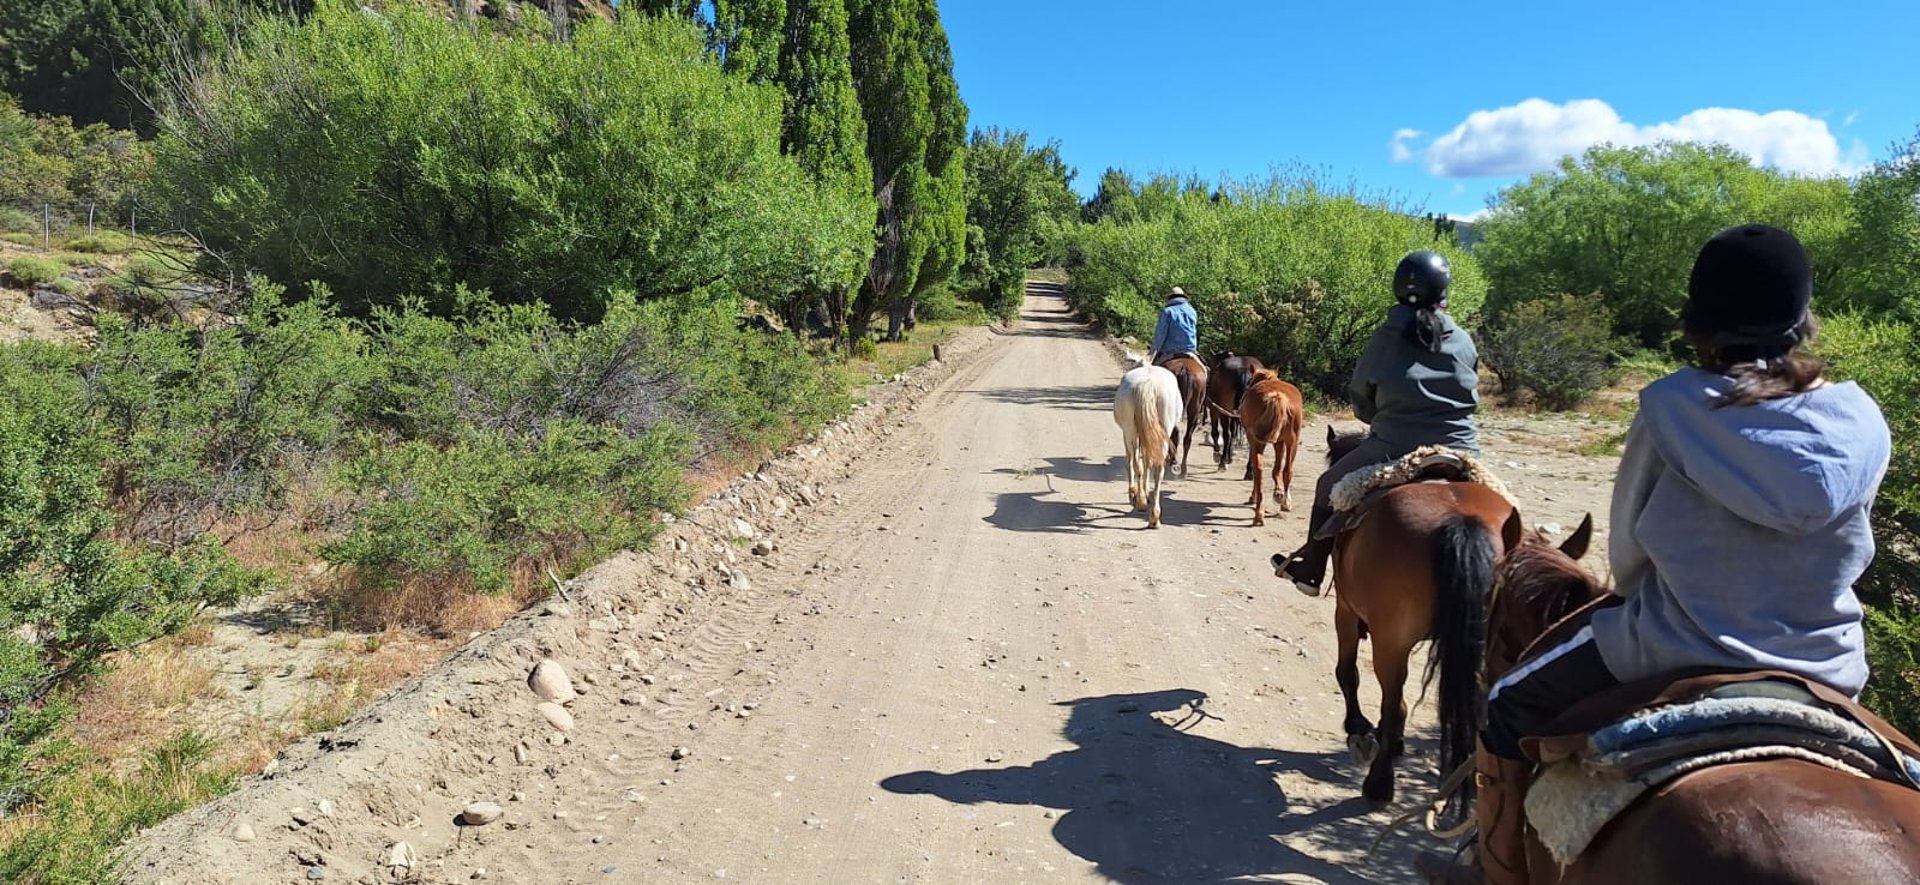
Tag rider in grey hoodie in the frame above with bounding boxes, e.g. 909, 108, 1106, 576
1594, 365, 1888, 695
1443, 224, 1894, 885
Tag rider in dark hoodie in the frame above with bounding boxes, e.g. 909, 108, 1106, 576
1447, 224, 1893, 885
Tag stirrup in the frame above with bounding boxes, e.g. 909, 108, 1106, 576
1270, 552, 1328, 599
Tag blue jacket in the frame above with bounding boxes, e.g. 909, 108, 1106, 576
1348, 304, 1480, 454
1591, 369, 1890, 696
1150, 298, 1197, 357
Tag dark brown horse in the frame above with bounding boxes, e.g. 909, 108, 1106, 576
1476, 515, 1920, 884
1314, 429, 1516, 811
1158, 354, 1209, 478
1205, 351, 1265, 476
1236, 368, 1302, 526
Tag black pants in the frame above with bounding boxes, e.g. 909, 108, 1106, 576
1483, 623, 1621, 759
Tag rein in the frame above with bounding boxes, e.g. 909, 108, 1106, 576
1367, 756, 1478, 857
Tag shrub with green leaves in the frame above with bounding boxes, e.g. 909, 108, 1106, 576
1818, 314, 1920, 732
327, 421, 689, 597
1479, 294, 1619, 410
1063, 173, 1484, 395
153, 2, 869, 320
0, 342, 268, 811
84, 291, 370, 545
63, 231, 131, 254
6, 256, 66, 289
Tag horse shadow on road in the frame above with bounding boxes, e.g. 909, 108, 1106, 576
983, 485, 1240, 534
881, 689, 1432, 884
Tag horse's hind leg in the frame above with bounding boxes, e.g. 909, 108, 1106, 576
1122, 427, 1144, 510
1336, 602, 1375, 762
1181, 413, 1199, 479
1363, 637, 1412, 808
1147, 449, 1165, 528
1277, 431, 1297, 511
1249, 445, 1266, 527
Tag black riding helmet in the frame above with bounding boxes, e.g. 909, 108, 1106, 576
1683, 224, 1812, 356
1394, 251, 1452, 307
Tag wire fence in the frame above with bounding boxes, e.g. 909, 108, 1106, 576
0, 199, 154, 252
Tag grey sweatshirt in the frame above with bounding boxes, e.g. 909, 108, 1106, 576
1591, 368, 1891, 696
1349, 304, 1480, 454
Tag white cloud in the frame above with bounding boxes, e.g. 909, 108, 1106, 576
1453, 208, 1491, 223
1398, 98, 1865, 179
1389, 128, 1423, 163
1843, 111, 1860, 128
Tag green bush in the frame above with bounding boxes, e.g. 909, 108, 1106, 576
1474, 143, 1854, 347
62, 231, 131, 254
0, 343, 267, 811
1818, 314, 1920, 734
0, 208, 34, 233
6, 255, 66, 288
153, 2, 869, 320
1479, 294, 1619, 410
917, 284, 989, 324
83, 290, 371, 545
327, 421, 689, 598
1063, 173, 1485, 395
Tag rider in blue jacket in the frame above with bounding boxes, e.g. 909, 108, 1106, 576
1149, 287, 1198, 366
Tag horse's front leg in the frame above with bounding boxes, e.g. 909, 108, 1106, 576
1364, 640, 1412, 809
1335, 602, 1375, 759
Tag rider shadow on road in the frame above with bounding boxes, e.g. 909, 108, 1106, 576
881, 689, 1411, 884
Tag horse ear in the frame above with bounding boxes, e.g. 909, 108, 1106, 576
1501, 509, 1525, 552
1560, 513, 1594, 560
1326, 424, 1337, 446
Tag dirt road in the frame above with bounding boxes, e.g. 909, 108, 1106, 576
133, 291, 1620, 884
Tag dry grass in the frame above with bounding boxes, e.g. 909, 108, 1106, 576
322, 567, 535, 637
67, 641, 218, 767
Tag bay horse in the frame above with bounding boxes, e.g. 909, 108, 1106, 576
1287, 428, 1515, 812
1205, 351, 1265, 476
1235, 368, 1302, 526
1113, 364, 1183, 528
1462, 514, 1920, 884
1157, 354, 1209, 478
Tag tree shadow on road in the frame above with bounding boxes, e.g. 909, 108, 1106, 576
965, 384, 1114, 411
881, 689, 1430, 884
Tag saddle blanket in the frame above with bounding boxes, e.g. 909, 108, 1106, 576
1525, 682, 1920, 867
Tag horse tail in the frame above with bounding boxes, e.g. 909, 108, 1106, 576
1136, 383, 1170, 472
1426, 512, 1494, 820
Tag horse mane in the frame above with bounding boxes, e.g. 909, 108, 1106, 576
1249, 367, 1278, 384
1494, 535, 1611, 643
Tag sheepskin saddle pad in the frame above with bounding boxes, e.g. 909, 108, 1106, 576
1525, 679, 1920, 868
1318, 447, 1514, 539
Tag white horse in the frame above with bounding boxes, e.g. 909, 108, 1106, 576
1113, 362, 1184, 528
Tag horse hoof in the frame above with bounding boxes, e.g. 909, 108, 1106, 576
1348, 733, 1379, 765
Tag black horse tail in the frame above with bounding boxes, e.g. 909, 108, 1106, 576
1426, 512, 1494, 821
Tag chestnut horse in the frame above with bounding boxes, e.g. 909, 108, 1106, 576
1235, 368, 1302, 526
1157, 354, 1209, 478
1468, 514, 1920, 884
1205, 351, 1266, 476
1291, 429, 1516, 812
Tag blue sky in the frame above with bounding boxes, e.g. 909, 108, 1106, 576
940, 1, 1920, 218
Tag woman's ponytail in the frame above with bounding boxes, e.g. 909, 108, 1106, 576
1408, 305, 1448, 352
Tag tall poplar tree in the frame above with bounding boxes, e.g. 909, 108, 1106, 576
842, 0, 966, 342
